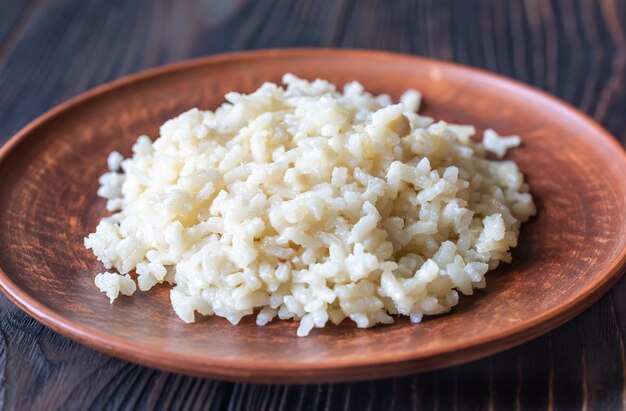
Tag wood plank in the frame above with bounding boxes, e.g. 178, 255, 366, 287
0, 0, 37, 56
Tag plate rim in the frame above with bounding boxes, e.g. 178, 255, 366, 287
1, 48, 626, 383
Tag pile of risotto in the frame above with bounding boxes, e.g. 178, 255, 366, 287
85, 74, 535, 336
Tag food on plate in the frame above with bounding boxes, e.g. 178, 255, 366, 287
85, 74, 535, 336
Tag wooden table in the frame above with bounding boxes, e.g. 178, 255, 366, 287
1, 0, 626, 409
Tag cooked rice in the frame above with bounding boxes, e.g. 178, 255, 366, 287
85, 74, 535, 336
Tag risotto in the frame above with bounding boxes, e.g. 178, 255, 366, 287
85, 74, 535, 336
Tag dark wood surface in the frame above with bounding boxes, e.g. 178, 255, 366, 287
1, 0, 626, 409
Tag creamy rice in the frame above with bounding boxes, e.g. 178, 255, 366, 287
85, 74, 535, 336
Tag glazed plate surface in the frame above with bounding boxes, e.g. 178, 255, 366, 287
1, 49, 625, 383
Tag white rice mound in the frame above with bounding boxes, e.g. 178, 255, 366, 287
85, 74, 536, 337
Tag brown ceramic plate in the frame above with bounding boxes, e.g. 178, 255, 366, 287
1, 49, 626, 383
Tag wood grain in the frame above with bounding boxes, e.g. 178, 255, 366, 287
1, 0, 626, 409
